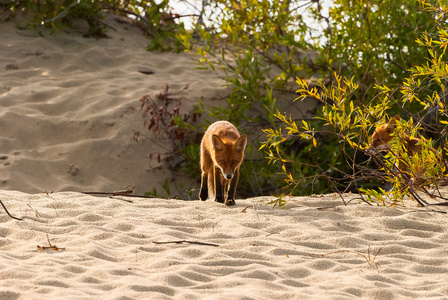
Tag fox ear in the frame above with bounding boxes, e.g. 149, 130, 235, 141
389, 114, 400, 125
212, 134, 224, 152
387, 115, 399, 132
234, 135, 247, 153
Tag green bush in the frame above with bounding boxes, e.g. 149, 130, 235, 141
4, 0, 188, 50
316, 0, 434, 102
262, 0, 448, 206
186, 0, 316, 124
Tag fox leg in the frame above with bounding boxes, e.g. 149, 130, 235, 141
214, 166, 225, 203
199, 172, 208, 201
199, 148, 212, 201
225, 167, 239, 206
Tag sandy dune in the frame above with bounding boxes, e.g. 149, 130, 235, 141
1, 190, 448, 299
1, 15, 231, 196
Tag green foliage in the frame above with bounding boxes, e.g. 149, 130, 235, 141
181, 0, 448, 203
267, 194, 288, 209
8, 0, 111, 36
145, 178, 172, 198
4, 0, 188, 51
186, 0, 316, 125
236, 144, 284, 197
144, 0, 190, 52
261, 74, 362, 195
316, 0, 435, 102
263, 0, 448, 206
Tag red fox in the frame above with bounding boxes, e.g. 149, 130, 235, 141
370, 115, 422, 158
199, 121, 247, 206
370, 115, 434, 184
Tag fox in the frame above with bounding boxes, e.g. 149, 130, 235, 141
370, 114, 422, 158
369, 114, 437, 185
199, 121, 247, 206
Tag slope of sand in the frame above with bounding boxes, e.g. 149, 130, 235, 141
0, 190, 448, 299
0, 15, 233, 195
0, 14, 319, 197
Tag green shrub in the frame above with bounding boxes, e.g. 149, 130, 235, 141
262, 0, 448, 206
186, 0, 316, 124
316, 0, 434, 102
4, 0, 188, 50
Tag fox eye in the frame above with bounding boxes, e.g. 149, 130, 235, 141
220, 160, 225, 164
232, 160, 237, 164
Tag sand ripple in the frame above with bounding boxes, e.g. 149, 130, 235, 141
0, 191, 448, 299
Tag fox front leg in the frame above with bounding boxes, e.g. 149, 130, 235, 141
214, 166, 225, 203
225, 168, 239, 206
199, 173, 208, 201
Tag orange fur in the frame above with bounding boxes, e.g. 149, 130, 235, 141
370, 115, 422, 157
370, 115, 429, 183
199, 121, 247, 206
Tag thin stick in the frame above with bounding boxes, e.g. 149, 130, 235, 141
152, 240, 219, 247
37, 234, 65, 252
241, 205, 251, 213
426, 201, 448, 206
308, 246, 382, 271
253, 205, 260, 221
43, 2, 78, 23
0, 199, 22, 221
82, 190, 155, 199
241, 204, 259, 220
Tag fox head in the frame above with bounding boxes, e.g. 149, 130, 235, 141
370, 115, 400, 151
212, 134, 247, 180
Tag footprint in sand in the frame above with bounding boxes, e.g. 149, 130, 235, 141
68, 164, 79, 176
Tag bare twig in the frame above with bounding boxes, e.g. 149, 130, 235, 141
37, 234, 66, 252
241, 205, 251, 213
43, 2, 78, 24
102, 4, 150, 25
0, 199, 22, 221
152, 240, 219, 247
82, 190, 155, 200
241, 204, 259, 220
426, 201, 448, 206
308, 246, 381, 272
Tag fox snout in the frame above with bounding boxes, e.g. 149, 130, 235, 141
219, 169, 234, 180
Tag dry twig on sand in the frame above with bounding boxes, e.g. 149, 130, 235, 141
37, 234, 66, 252
0, 199, 22, 221
308, 246, 381, 272
152, 240, 219, 247
82, 189, 158, 202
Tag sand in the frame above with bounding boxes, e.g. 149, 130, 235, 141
1, 13, 448, 300
0, 14, 232, 196
1, 190, 448, 299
